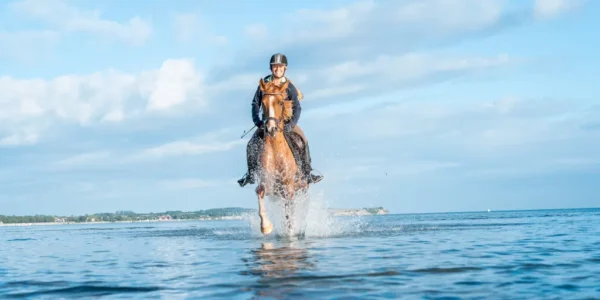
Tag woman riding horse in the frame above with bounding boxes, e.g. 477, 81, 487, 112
238, 53, 323, 188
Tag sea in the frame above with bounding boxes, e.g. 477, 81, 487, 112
1, 202, 599, 299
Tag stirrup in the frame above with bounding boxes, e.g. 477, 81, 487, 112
308, 173, 323, 184
237, 173, 254, 187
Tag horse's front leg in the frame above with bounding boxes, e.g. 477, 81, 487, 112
283, 179, 296, 233
256, 184, 273, 235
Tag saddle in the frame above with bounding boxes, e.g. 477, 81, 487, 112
284, 130, 310, 180
283, 130, 304, 165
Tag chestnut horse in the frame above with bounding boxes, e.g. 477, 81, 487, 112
254, 78, 309, 235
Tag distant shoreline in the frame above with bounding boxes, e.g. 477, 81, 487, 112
0, 207, 389, 227
0, 216, 244, 227
2, 207, 597, 227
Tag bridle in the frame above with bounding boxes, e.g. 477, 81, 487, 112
261, 90, 287, 133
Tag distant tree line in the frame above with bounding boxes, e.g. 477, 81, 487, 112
0, 207, 388, 224
0, 215, 57, 224
364, 207, 387, 214
0, 207, 257, 224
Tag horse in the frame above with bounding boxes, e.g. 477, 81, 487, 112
254, 78, 309, 235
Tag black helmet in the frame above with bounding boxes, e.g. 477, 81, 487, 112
270, 53, 288, 66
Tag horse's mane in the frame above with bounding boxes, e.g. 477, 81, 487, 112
282, 98, 294, 121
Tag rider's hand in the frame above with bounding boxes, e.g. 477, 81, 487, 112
284, 124, 293, 132
255, 120, 264, 128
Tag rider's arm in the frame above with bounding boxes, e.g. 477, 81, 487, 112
286, 83, 301, 130
251, 86, 262, 127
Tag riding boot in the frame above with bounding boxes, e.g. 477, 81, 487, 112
288, 125, 323, 184
303, 141, 323, 184
237, 164, 256, 187
238, 130, 262, 187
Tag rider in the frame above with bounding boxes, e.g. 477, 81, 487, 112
237, 53, 324, 187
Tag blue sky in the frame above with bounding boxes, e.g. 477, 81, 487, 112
1, 0, 598, 216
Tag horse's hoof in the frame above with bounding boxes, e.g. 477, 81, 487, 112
261, 222, 273, 235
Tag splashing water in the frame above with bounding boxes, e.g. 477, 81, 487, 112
244, 189, 367, 238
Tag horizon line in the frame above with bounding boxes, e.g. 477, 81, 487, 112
2, 206, 599, 218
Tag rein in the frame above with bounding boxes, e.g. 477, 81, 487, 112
261, 91, 287, 134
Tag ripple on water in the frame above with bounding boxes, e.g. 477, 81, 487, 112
410, 266, 484, 274
6, 238, 35, 242
3, 282, 164, 299
1, 208, 599, 298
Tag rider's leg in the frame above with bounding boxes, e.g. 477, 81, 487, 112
291, 125, 323, 184
238, 130, 262, 187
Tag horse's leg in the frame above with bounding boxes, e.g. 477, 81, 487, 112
256, 184, 273, 235
283, 181, 296, 234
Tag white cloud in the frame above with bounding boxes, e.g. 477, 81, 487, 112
0, 0, 573, 149
172, 13, 197, 43
208, 72, 264, 96
146, 59, 204, 111
293, 0, 376, 42
101, 109, 125, 123
533, 0, 583, 19
228, 0, 517, 69
360, 97, 584, 146
289, 0, 503, 44
136, 139, 245, 160
172, 12, 228, 45
0, 131, 39, 146
0, 29, 59, 61
308, 85, 368, 100
10, 0, 152, 45
41, 126, 244, 173
131, 127, 245, 160
297, 96, 600, 191
53, 151, 112, 167
210, 0, 554, 106
394, 0, 504, 30
310, 94, 600, 179
299, 52, 512, 101
207, 51, 513, 112
0, 58, 206, 146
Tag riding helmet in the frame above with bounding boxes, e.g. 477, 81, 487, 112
270, 53, 288, 66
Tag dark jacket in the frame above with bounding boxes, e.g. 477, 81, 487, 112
251, 75, 301, 131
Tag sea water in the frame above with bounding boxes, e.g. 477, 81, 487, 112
1, 206, 599, 299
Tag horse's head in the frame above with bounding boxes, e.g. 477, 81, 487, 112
258, 78, 293, 138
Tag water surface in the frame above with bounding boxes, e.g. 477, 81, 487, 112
1, 207, 599, 299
